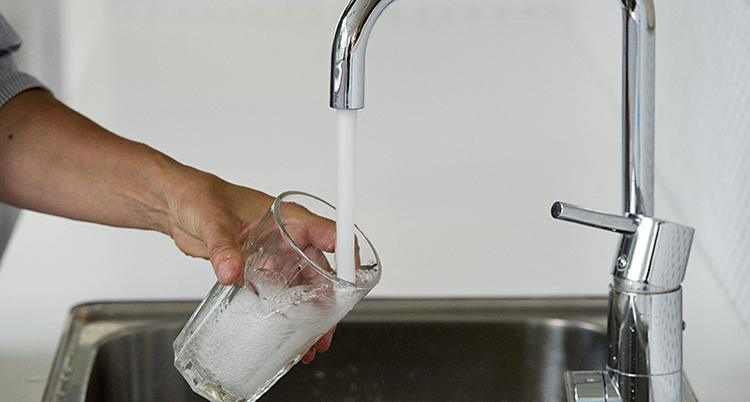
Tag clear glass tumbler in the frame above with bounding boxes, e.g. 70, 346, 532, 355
173, 191, 381, 402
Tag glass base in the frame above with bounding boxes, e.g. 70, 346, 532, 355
175, 352, 300, 402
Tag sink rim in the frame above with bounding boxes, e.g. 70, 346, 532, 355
42, 296, 608, 402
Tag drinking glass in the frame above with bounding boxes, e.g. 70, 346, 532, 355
173, 191, 381, 402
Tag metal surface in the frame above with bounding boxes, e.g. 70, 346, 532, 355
330, 0, 397, 109
621, 0, 656, 217
613, 220, 694, 292
565, 371, 622, 402
565, 371, 698, 402
607, 286, 685, 402
327, 0, 696, 400
329, 0, 656, 218
549, 1, 697, 400
553, 204, 695, 402
44, 298, 609, 402
551, 202, 694, 292
608, 287, 683, 377
551, 202, 638, 234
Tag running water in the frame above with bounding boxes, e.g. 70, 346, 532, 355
336, 109, 357, 283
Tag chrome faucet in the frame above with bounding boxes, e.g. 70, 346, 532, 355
330, 0, 396, 110
552, 201, 697, 402
329, 1, 698, 401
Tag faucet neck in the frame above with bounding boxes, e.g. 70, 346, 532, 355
622, 0, 656, 217
330, 0, 398, 110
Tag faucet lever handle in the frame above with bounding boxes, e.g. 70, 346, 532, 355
551, 201, 637, 234
552, 200, 695, 291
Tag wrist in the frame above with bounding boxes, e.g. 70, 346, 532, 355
135, 146, 192, 234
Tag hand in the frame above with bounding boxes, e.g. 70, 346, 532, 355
162, 170, 339, 362
161, 168, 273, 285
302, 326, 336, 364
0, 89, 340, 362
161, 169, 338, 287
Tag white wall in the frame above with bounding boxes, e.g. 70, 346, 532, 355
0, 0, 747, 401
0, 0, 62, 93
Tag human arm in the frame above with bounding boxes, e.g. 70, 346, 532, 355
0, 89, 338, 360
0, 89, 271, 282
0, 11, 337, 361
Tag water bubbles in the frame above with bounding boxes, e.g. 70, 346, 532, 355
186, 284, 356, 398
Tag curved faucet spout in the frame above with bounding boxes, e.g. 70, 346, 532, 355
329, 1, 695, 402
329, 0, 656, 218
330, 0, 397, 110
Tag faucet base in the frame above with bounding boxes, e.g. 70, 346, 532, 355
565, 371, 698, 402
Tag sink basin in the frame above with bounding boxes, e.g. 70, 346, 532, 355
43, 298, 608, 402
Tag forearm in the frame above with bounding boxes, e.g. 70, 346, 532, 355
0, 89, 178, 232
0, 88, 327, 290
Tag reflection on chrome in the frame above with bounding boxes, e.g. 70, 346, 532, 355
329, 0, 698, 400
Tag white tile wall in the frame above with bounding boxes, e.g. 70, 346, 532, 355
656, 0, 750, 334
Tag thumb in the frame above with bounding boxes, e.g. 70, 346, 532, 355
203, 221, 243, 286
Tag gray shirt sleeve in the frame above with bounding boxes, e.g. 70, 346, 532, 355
0, 14, 47, 266
0, 13, 49, 108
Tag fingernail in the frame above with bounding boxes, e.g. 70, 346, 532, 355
217, 260, 235, 283
316, 331, 333, 353
301, 349, 315, 364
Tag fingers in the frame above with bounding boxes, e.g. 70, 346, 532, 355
315, 326, 336, 353
284, 205, 363, 285
170, 228, 211, 259
305, 215, 337, 253
164, 173, 275, 285
201, 218, 244, 286
279, 202, 337, 253
301, 347, 316, 364
301, 326, 337, 364
213, 251, 242, 286
169, 215, 242, 285
302, 244, 332, 273
171, 222, 243, 285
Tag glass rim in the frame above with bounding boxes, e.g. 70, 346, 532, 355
271, 190, 381, 290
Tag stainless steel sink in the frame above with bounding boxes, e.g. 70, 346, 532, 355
43, 298, 609, 402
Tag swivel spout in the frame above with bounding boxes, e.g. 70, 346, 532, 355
330, 0, 656, 219
329, 1, 698, 401
330, 0, 397, 110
